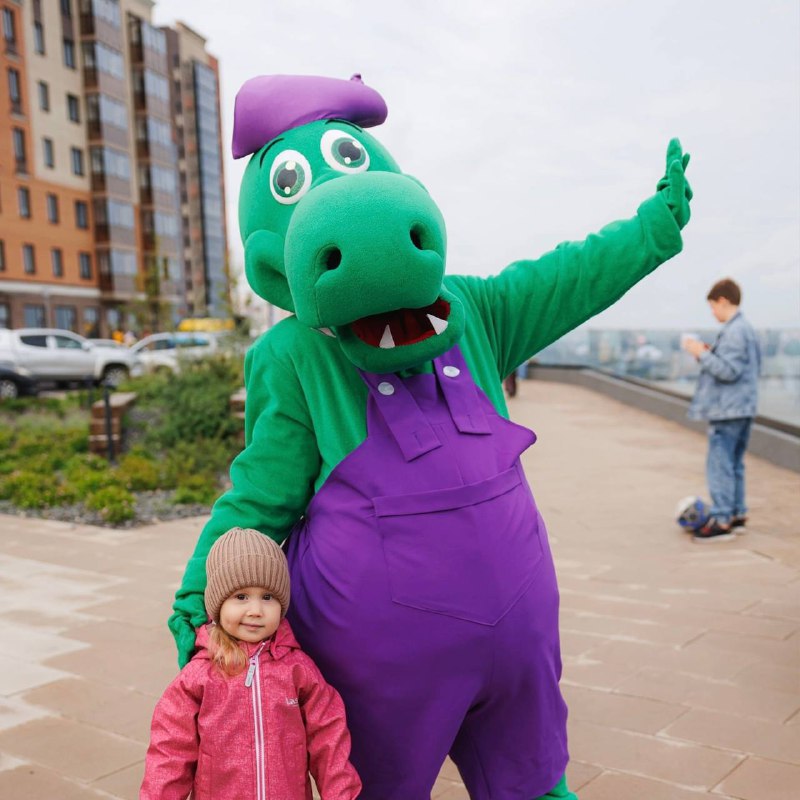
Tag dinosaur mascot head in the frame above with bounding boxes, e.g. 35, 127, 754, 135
233, 73, 465, 373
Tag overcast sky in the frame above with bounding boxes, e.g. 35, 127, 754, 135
153, 0, 799, 330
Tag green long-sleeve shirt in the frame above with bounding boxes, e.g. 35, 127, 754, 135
173, 193, 682, 628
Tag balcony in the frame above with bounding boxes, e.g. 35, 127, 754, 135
129, 40, 144, 65
79, 13, 96, 36
83, 66, 99, 90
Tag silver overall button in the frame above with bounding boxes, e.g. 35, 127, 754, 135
443, 366, 460, 378
378, 382, 395, 396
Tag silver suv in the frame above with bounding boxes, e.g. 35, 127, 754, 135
0, 328, 142, 387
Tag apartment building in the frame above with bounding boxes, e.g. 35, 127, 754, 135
0, 0, 227, 336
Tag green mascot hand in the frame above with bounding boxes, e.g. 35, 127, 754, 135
168, 596, 206, 668
656, 137, 692, 229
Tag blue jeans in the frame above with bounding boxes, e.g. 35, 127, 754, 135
707, 417, 752, 523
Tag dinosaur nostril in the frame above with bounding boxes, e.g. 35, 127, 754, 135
324, 248, 342, 270
410, 226, 424, 250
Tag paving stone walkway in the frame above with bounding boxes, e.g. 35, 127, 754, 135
0, 378, 797, 799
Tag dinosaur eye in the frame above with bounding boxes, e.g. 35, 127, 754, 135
269, 150, 312, 205
320, 128, 369, 173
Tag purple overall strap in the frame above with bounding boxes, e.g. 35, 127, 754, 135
433, 346, 492, 435
359, 371, 442, 462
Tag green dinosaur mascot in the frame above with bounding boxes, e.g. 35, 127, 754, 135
170, 73, 692, 799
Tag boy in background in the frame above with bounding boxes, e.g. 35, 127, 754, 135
683, 278, 761, 541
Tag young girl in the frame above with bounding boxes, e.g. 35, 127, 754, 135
141, 527, 361, 800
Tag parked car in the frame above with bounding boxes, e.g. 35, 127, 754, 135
0, 365, 39, 400
0, 328, 142, 387
88, 338, 129, 350
129, 331, 223, 373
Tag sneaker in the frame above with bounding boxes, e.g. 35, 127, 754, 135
694, 518, 735, 542
730, 515, 748, 531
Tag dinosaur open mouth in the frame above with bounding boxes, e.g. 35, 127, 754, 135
349, 298, 451, 349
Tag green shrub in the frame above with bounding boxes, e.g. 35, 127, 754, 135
64, 457, 125, 500
0, 470, 68, 508
115, 453, 161, 491
12, 452, 66, 475
85, 486, 135, 524
161, 439, 234, 490
0, 428, 13, 452
11, 432, 52, 458
0, 354, 246, 524
126, 369, 173, 403
171, 475, 218, 506
130, 357, 242, 449
69, 472, 124, 499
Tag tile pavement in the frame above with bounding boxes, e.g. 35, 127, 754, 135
0, 378, 797, 799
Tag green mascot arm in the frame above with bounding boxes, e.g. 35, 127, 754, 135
169, 340, 320, 667
456, 139, 691, 379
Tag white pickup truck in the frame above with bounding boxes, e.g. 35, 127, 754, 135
0, 328, 143, 387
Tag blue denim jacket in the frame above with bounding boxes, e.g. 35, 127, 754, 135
688, 311, 761, 421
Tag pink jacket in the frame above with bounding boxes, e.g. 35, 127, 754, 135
140, 620, 361, 800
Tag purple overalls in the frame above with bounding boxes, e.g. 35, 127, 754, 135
286, 346, 568, 799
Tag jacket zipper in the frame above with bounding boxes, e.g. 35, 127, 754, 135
245, 642, 267, 800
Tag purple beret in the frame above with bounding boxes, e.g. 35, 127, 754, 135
232, 73, 388, 159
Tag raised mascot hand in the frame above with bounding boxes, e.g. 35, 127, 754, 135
657, 138, 692, 229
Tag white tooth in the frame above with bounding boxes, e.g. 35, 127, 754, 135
379, 324, 396, 349
426, 314, 449, 335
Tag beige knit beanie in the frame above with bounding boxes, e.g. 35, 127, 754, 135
204, 528, 291, 622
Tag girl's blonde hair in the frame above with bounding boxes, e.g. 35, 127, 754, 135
208, 623, 248, 677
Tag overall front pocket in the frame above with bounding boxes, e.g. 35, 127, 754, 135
373, 464, 543, 625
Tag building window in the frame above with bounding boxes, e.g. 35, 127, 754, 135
75, 200, 89, 229
79, 251, 92, 279
67, 93, 80, 122
24, 305, 46, 327
17, 186, 30, 218
106, 307, 120, 332
38, 80, 50, 111
90, 145, 130, 180
86, 0, 120, 27
83, 41, 124, 79
94, 199, 134, 230
51, 248, 64, 277
61, 0, 72, 17
33, 21, 45, 54
2, 8, 16, 53
71, 147, 84, 176
43, 138, 55, 168
0, 302, 8, 328
12, 127, 26, 172
63, 38, 75, 69
55, 306, 77, 331
87, 92, 127, 130
22, 243, 36, 274
83, 306, 99, 337
7, 68, 22, 113
46, 192, 59, 223
98, 249, 137, 276
0, 239, 5, 272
